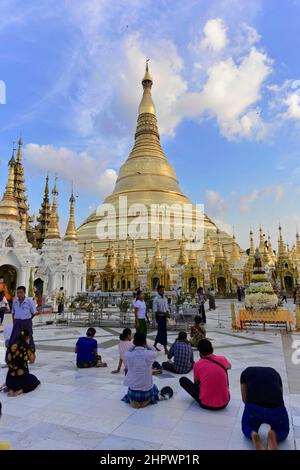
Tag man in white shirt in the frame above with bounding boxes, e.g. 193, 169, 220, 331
9, 286, 37, 352
122, 332, 159, 408
153, 285, 170, 354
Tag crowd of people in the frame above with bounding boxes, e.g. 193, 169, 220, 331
0, 283, 293, 451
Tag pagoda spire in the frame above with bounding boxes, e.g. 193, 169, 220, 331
35, 175, 51, 248
116, 243, 121, 267
267, 236, 275, 264
123, 237, 130, 262
296, 231, 300, 258
215, 229, 224, 260
64, 188, 77, 242
177, 239, 188, 265
14, 136, 30, 219
277, 224, 286, 258
144, 248, 150, 266
205, 233, 215, 265
249, 229, 255, 257
138, 59, 156, 116
88, 242, 96, 270
46, 178, 60, 240
0, 159, 19, 221
154, 239, 162, 260
259, 226, 265, 255
130, 239, 139, 267
230, 234, 240, 264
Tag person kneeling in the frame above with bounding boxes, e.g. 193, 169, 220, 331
162, 331, 194, 374
122, 332, 159, 408
240, 366, 289, 450
6, 329, 40, 397
76, 328, 107, 368
180, 339, 231, 410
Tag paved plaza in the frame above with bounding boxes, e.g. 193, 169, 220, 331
0, 299, 299, 451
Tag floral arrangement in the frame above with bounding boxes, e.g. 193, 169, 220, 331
244, 248, 278, 311
245, 292, 278, 310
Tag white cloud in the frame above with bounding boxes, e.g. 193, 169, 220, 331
239, 184, 285, 213
24, 143, 117, 198
176, 47, 272, 140
283, 93, 300, 120
205, 190, 229, 215
200, 18, 228, 52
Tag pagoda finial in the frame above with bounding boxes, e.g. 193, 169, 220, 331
0, 159, 19, 221
139, 59, 155, 116
45, 177, 60, 239
17, 135, 23, 162
64, 186, 77, 242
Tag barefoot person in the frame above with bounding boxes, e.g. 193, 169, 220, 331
134, 291, 149, 336
122, 332, 159, 408
75, 328, 107, 368
190, 315, 206, 348
162, 331, 194, 374
9, 286, 37, 353
6, 329, 40, 397
240, 366, 289, 450
180, 339, 231, 410
153, 285, 170, 354
111, 328, 132, 374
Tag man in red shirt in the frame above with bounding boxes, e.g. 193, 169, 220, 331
180, 339, 231, 410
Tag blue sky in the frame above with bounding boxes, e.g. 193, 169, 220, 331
0, 0, 300, 248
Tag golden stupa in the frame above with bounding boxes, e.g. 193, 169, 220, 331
77, 63, 241, 290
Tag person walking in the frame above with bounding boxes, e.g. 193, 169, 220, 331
153, 285, 170, 354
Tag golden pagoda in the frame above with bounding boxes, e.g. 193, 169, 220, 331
0, 159, 19, 222
35, 175, 51, 248
45, 178, 60, 240
13, 137, 35, 244
64, 190, 77, 242
77, 62, 242, 291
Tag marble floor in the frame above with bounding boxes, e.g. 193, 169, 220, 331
0, 299, 299, 450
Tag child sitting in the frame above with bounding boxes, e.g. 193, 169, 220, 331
190, 315, 206, 348
112, 328, 132, 374
75, 328, 107, 368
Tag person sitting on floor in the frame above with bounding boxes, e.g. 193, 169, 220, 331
6, 329, 40, 397
240, 366, 289, 450
190, 316, 206, 348
122, 332, 159, 408
75, 327, 107, 368
112, 328, 132, 374
162, 331, 194, 374
180, 338, 231, 410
